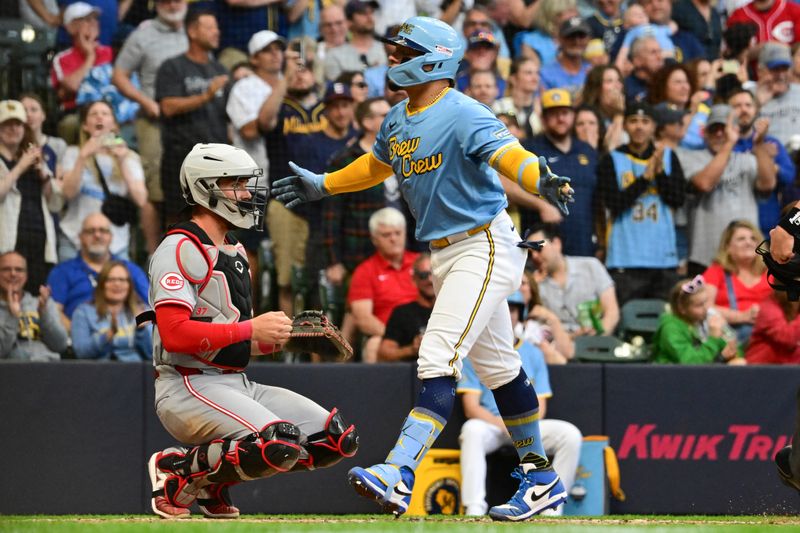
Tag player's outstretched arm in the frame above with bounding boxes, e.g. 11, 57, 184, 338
272, 153, 394, 209
489, 142, 574, 215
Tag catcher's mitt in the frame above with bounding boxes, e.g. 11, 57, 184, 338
757, 240, 800, 301
284, 310, 353, 360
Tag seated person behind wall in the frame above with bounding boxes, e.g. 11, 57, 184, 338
520, 271, 574, 364
347, 207, 419, 363
71, 261, 152, 361
526, 224, 619, 338
702, 220, 772, 347
0, 251, 68, 361
458, 290, 583, 516
47, 213, 149, 329
746, 288, 800, 365
652, 275, 745, 365
377, 253, 434, 362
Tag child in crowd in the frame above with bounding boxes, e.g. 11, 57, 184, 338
615, 3, 675, 74
652, 275, 745, 365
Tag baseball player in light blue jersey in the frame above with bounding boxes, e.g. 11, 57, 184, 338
272, 16, 574, 521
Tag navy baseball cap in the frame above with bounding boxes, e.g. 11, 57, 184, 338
345, 0, 378, 18
624, 100, 656, 119
324, 82, 354, 104
559, 17, 591, 38
653, 102, 687, 126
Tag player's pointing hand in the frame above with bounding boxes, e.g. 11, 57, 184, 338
537, 156, 574, 216
271, 162, 329, 209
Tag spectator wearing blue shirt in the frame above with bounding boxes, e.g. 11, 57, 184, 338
71, 260, 151, 361
455, 30, 506, 96
523, 89, 598, 257
46, 213, 148, 327
585, 0, 624, 60
727, 88, 797, 236
540, 17, 592, 98
641, 0, 705, 63
624, 35, 664, 102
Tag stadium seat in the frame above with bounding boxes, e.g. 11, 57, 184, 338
574, 335, 650, 363
618, 299, 667, 343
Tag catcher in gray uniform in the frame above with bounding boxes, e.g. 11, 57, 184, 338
144, 144, 359, 519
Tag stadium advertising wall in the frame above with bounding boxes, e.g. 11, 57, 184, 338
0, 362, 797, 515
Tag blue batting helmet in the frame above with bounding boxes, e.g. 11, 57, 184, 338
383, 17, 464, 88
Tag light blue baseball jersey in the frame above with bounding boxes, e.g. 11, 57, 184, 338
372, 88, 516, 242
457, 340, 552, 417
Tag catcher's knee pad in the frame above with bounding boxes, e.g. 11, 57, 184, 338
296, 408, 359, 470
255, 420, 303, 475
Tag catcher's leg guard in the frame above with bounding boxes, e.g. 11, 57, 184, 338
161, 421, 303, 505
295, 408, 359, 471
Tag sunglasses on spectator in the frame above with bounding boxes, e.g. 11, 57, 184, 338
681, 275, 704, 294
352, 81, 368, 88
414, 270, 432, 279
82, 227, 112, 235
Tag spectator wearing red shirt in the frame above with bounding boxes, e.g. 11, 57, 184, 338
727, 0, 800, 49
702, 220, 772, 345
347, 207, 419, 363
746, 291, 800, 364
50, 3, 112, 113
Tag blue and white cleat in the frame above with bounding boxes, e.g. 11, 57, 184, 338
348, 463, 415, 516
488, 464, 567, 521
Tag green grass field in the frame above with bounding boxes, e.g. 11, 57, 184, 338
3, 515, 800, 533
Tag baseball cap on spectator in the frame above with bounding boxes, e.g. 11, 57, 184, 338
759, 42, 792, 70
63, 2, 101, 24
345, 0, 378, 18
468, 30, 499, 49
541, 89, 573, 110
0, 100, 27, 124
324, 82, 354, 104
624, 100, 656, 119
584, 39, 606, 60
706, 104, 732, 128
653, 102, 687, 127
492, 98, 518, 119
248, 30, 286, 56
559, 17, 591, 38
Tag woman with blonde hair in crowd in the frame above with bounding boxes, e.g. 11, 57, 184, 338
492, 56, 542, 138
58, 100, 147, 261
578, 65, 625, 151
71, 260, 151, 361
652, 275, 744, 365
702, 220, 772, 346
0, 99, 62, 292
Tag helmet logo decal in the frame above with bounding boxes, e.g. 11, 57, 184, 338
160, 272, 185, 291
435, 45, 453, 57
400, 22, 415, 34
234, 260, 244, 274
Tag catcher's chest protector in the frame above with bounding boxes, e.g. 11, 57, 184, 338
169, 222, 253, 369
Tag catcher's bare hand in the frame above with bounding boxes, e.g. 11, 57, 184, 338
251, 311, 293, 345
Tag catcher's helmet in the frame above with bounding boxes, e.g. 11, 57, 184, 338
383, 16, 464, 88
180, 143, 268, 230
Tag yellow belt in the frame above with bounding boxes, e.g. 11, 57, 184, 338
429, 222, 492, 249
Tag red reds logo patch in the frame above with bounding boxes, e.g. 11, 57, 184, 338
160, 272, 184, 291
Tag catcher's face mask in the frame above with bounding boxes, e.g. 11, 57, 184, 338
756, 239, 800, 301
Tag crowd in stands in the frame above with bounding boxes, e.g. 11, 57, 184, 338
1, 0, 800, 369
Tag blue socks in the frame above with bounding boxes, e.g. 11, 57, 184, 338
491, 369, 551, 469
386, 377, 455, 471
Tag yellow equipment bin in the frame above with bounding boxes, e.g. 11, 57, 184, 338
406, 449, 462, 516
